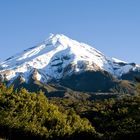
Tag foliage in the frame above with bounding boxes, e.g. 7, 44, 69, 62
0, 83, 140, 139
50, 84, 140, 140
0, 84, 97, 140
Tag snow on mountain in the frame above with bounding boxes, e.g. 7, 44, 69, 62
0, 34, 139, 84
112, 58, 127, 63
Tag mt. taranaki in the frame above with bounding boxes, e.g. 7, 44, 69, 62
0, 34, 140, 93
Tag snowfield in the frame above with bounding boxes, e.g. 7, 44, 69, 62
0, 34, 139, 83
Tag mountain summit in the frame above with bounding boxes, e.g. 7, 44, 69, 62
0, 34, 140, 92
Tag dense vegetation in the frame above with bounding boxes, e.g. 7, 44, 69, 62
0, 83, 140, 140
0, 84, 98, 140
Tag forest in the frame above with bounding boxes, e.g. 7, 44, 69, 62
0, 83, 140, 140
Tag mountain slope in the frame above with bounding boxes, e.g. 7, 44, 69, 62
0, 34, 139, 93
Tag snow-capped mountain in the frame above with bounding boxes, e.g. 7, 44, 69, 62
0, 34, 139, 85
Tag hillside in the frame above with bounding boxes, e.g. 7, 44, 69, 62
0, 34, 139, 93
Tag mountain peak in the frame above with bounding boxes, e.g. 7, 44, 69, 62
0, 34, 139, 84
47, 33, 64, 42
45, 33, 77, 48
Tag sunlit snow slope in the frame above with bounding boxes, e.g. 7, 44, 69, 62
0, 34, 139, 84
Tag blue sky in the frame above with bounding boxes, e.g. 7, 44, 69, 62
0, 0, 140, 64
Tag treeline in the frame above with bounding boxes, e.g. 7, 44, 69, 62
0, 84, 140, 139
0, 84, 98, 140
50, 95, 140, 140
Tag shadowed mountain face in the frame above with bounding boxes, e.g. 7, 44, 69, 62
121, 71, 140, 81
0, 34, 139, 94
8, 69, 135, 99
59, 70, 116, 92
